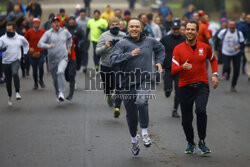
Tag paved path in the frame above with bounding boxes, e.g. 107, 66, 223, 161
0, 46, 249, 166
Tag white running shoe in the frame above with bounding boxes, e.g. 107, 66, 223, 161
142, 134, 152, 147
16, 92, 21, 100
58, 92, 64, 102
8, 97, 12, 106
131, 134, 140, 156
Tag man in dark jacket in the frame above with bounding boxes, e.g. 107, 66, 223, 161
43, 13, 55, 31
83, 0, 91, 16
160, 20, 185, 118
0, 15, 6, 84
110, 18, 165, 156
214, 17, 228, 65
26, 0, 42, 18
66, 16, 85, 70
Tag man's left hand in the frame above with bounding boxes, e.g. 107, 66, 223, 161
212, 75, 219, 89
67, 49, 71, 55
156, 63, 163, 73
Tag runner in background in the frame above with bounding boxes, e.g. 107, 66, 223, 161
24, 18, 46, 90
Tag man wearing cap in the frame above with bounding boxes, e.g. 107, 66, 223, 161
160, 20, 185, 118
38, 17, 72, 102
0, 15, 7, 84
123, 10, 131, 23
24, 18, 46, 90
43, 13, 55, 31
58, 8, 68, 27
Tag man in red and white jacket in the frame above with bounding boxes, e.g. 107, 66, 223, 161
172, 20, 218, 155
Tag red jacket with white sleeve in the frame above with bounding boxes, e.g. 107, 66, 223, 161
171, 41, 218, 87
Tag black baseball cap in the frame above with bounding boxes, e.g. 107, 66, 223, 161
171, 21, 180, 29
51, 17, 60, 23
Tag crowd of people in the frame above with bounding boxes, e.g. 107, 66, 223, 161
0, 0, 249, 157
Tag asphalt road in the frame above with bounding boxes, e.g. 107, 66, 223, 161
0, 44, 250, 167
1, 0, 250, 167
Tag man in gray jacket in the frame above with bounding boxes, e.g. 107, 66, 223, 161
96, 17, 126, 118
38, 17, 72, 101
0, 22, 29, 105
110, 18, 165, 156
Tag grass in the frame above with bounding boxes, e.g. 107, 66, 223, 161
0, 4, 7, 14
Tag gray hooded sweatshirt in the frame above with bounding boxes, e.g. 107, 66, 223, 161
110, 34, 165, 88
96, 30, 126, 67
38, 28, 72, 67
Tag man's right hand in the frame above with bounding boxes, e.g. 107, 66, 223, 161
105, 40, 111, 48
215, 50, 219, 56
49, 44, 55, 48
132, 48, 140, 57
29, 47, 34, 54
0, 46, 7, 52
183, 60, 192, 70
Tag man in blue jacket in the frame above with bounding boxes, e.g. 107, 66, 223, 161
110, 18, 165, 156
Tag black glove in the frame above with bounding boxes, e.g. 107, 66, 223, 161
0, 47, 7, 52
110, 39, 119, 46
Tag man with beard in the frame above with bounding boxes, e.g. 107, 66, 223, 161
172, 21, 218, 154
38, 17, 72, 102
110, 18, 165, 156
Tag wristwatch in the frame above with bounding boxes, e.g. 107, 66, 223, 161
212, 72, 219, 77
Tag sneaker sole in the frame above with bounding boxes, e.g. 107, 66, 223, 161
114, 110, 120, 118
143, 142, 152, 147
132, 148, 140, 156
185, 150, 195, 154
185, 148, 196, 154
198, 148, 211, 154
59, 98, 64, 102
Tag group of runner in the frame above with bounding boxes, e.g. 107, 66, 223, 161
0, 0, 250, 157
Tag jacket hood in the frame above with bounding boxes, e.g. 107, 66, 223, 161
124, 33, 146, 42
104, 5, 113, 13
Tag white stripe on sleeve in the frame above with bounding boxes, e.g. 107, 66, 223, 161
172, 58, 179, 66
210, 53, 214, 61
